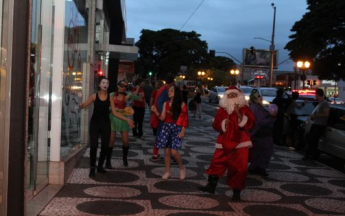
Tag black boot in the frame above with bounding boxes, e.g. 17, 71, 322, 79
89, 167, 96, 178
97, 150, 107, 174
106, 147, 113, 169
198, 175, 219, 194
122, 146, 129, 167
232, 189, 241, 201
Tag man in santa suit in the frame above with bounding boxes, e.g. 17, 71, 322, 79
198, 86, 255, 201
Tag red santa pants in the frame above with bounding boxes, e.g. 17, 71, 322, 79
206, 147, 249, 190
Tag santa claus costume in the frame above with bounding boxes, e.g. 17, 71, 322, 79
198, 86, 255, 201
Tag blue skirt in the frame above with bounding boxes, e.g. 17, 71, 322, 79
156, 123, 182, 150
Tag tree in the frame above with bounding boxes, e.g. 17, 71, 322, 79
285, 0, 345, 80
135, 28, 209, 79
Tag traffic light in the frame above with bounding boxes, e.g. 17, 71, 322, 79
307, 80, 311, 85
148, 71, 152, 76
97, 70, 103, 77
255, 75, 264, 79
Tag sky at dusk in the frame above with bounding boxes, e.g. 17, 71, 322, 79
125, 0, 309, 71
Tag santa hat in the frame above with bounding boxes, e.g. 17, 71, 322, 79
224, 86, 242, 94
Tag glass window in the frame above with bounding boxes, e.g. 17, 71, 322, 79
61, 0, 88, 157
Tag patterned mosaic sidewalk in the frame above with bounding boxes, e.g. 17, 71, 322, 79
39, 107, 345, 216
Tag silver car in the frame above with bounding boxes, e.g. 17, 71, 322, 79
208, 86, 227, 103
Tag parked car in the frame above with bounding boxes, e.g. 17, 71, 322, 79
253, 87, 277, 105
328, 97, 345, 104
208, 86, 227, 103
297, 103, 345, 160
239, 86, 253, 101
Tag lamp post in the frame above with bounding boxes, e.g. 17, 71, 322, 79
197, 71, 205, 84
269, 3, 276, 87
230, 69, 240, 86
296, 60, 311, 89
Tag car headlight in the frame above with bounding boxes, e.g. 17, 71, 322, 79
219, 94, 224, 98
262, 100, 270, 105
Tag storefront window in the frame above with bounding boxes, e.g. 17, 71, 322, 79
61, 0, 88, 157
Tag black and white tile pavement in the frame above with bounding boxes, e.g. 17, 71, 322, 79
39, 107, 345, 216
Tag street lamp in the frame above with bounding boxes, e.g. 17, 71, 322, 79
197, 71, 205, 84
296, 60, 311, 89
230, 69, 240, 85
269, 3, 276, 87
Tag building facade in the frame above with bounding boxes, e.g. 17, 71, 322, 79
0, 0, 137, 215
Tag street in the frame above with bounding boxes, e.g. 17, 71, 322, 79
37, 101, 345, 216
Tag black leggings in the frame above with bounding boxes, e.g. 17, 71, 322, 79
89, 120, 110, 168
132, 106, 145, 137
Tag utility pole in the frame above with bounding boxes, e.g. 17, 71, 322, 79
269, 3, 276, 87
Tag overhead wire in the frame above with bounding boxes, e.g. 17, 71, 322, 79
179, 0, 206, 30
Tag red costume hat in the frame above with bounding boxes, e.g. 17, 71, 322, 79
225, 86, 242, 93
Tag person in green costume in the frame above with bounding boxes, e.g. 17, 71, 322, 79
106, 80, 142, 168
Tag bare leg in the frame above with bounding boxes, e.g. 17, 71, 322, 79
109, 131, 116, 147
121, 131, 130, 166
171, 149, 185, 179
162, 148, 171, 179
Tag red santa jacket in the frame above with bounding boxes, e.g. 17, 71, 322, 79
212, 106, 255, 152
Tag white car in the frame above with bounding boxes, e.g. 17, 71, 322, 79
253, 87, 278, 105
208, 86, 227, 103
239, 86, 253, 101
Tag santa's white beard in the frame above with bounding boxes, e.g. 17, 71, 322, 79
219, 94, 247, 114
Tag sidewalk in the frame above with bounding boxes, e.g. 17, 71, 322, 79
38, 106, 345, 216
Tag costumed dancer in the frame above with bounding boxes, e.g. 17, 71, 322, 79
198, 86, 255, 201
79, 76, 125, 177
106, 80, 138, 168
151, 85, 188, 179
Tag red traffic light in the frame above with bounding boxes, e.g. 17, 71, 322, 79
97, 70, 103, 76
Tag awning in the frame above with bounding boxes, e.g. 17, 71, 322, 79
96, 43, 138, 61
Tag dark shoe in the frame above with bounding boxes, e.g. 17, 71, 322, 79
198, 175, 219, 194
248, 167, 261, 175
97, 168, 107, 174
232, 189, 241, 201
89, 168, 96, 178
259, 169, 269, 177
106, 147, 113, 169
123, 146, 129, 167
149, 155, 160, 162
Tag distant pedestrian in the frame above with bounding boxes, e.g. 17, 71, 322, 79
181, 85, 189, 104
248, 89, 276, 176
193, 88, 202, 118
106, 80, 138, 168
198, 86, 255, 201
303, 88, 329, 161
272, 88, 286, 146
283, 92, 300, 149
151, 85, 188, 179
143, 80, 153, 107
131, 78, 146, 139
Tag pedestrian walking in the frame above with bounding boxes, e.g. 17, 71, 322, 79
198, 86, 255, 201
150, 80, 164, 136
106, 80, 137, 168
248, 89, 276, 176
193, 88, 202, 118
151, 85, 188, 180
79, 76, 127, 177
181, 85, 189, 104
303, 88, 329, 161
272, 88, 286, 146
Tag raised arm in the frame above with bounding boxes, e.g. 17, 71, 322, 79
79, 94, 96, 109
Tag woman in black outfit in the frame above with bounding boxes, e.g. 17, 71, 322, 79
79, 76, 133, 178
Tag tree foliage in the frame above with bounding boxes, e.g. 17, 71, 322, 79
135, 28, 236, 83
135, 28, 209, 79
285, 0, 345, 80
